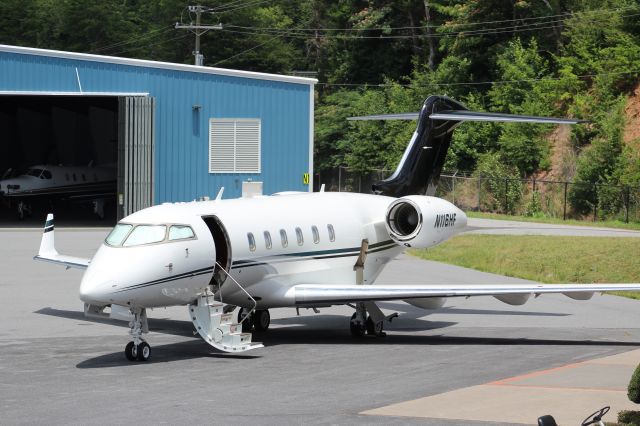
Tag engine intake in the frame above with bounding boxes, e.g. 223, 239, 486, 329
385, 195, 467, 249
386, 199, 422, 240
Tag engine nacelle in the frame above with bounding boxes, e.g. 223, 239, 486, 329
405, 297, 447, 310
385, 195, 467, 249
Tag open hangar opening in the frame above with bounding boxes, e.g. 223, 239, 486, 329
0, 93, 153, 226
0, 44, 315, 228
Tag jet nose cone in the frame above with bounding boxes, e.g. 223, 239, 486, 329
79, 266, 112, 304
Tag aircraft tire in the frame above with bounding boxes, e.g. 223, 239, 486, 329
136, 342, 151, 362
238, 308, 254, 332
125, 341, 137, 361
350, 313, 365, 338
254, 310, 270, 332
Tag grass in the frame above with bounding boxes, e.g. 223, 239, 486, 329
466, 211, 640, 231
410, 234, 640, 300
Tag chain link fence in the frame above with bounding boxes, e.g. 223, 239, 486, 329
317, 167, 640, 224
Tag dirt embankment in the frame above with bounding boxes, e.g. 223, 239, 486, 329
535, 124, 574, 183
623, 82, 640, 147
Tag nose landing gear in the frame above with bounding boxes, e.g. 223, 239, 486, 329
124, 308, 151, 362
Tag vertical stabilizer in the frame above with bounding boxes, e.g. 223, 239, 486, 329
372, 96, 467, 197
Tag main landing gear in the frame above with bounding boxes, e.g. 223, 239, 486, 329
125, 308, 151, 362
350, 302, 398, 338
237, 308, 270, 332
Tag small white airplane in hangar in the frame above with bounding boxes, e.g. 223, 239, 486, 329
33, 95, 640, 362
0, 163, 115, 219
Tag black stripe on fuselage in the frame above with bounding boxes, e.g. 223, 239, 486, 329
44, 225, 54, 233
231, 240, 398, 270
114, 266, 214, 293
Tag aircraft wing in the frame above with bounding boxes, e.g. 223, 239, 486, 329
293, 283, 640, 305
33, 214, 90, 270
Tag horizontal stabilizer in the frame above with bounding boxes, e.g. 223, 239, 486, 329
348, 112, 419, 121
348, 110, 587, 124
430, 110, 589, 124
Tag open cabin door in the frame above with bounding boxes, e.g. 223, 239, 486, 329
117, 96, 155, 220
201, 216, 232, 290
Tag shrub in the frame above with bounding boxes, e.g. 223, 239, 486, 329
618, 410, 640, 425
629, 363, 640, 403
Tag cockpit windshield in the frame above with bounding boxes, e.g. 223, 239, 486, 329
105, 224, 133, 246
105, 223, 195, 247
26, 168, 44, 178
123, 225, 166, 247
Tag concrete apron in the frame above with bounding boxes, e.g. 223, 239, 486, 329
362, 349, 640, 425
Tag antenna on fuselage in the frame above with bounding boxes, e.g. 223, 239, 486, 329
215, 187, 224, 200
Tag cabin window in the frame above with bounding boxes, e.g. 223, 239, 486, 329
81, 174, 86, 182
247, 233, 256, 252
264, 231, 272, 249
105, 224, 133, 246
72, 173, 77, 182
169, 225, 195, 241
94, 174, 98, 182
327, 224, 335, 242
65, 173, 70, 181
42, 170, 52, 179
311, 226, 320, 244
295, 227, 304, 246
123, 225, 166, 247
280, 229, 288, 248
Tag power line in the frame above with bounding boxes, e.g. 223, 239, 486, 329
89, 25, 175, 54
316, 68, 640, 89
109, 33, 192, 57
212, 32, 285, 66
210, 0, 271, 14
219, 11, 640, 40
224, 5, 636, 33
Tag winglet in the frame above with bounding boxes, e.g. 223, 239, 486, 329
39, 213, 58, 257
34, 213, 90, 270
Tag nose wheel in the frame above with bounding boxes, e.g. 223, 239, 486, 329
125, 341, 151, 362
124, 308, 151, 362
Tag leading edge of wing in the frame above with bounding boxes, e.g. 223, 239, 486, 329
293, 283, 640, 304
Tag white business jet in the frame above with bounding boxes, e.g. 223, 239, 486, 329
0, 163, 115, 219
33, 96, 640, 362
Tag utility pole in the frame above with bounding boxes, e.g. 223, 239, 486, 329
175, 5, 222, 66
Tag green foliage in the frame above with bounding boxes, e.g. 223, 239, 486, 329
569, 99, 627, 215
474, 153, 523, 214
1, 0, 639, 194
618, 410, 640, 425
629, 363, 640, 404
524, 191, 543, 217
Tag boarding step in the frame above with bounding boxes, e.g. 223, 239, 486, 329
188, 295, 263, 353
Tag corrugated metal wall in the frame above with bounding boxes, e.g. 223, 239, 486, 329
0, 49, 312, 203
118, 96, 154, 219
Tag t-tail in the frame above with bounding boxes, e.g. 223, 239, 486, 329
348, 95, 588, 198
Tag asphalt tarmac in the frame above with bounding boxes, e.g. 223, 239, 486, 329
1, 228, 640, 425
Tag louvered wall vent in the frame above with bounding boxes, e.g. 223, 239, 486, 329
209, 118, 261, 173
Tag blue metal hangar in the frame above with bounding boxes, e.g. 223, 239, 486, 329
0, 44, 316, 220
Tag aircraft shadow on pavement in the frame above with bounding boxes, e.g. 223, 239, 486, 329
76, 340, 260, 369
37, 307, 640, 367
35, 307, 196, 338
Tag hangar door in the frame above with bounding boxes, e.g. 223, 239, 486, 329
117, 96, 155, 219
